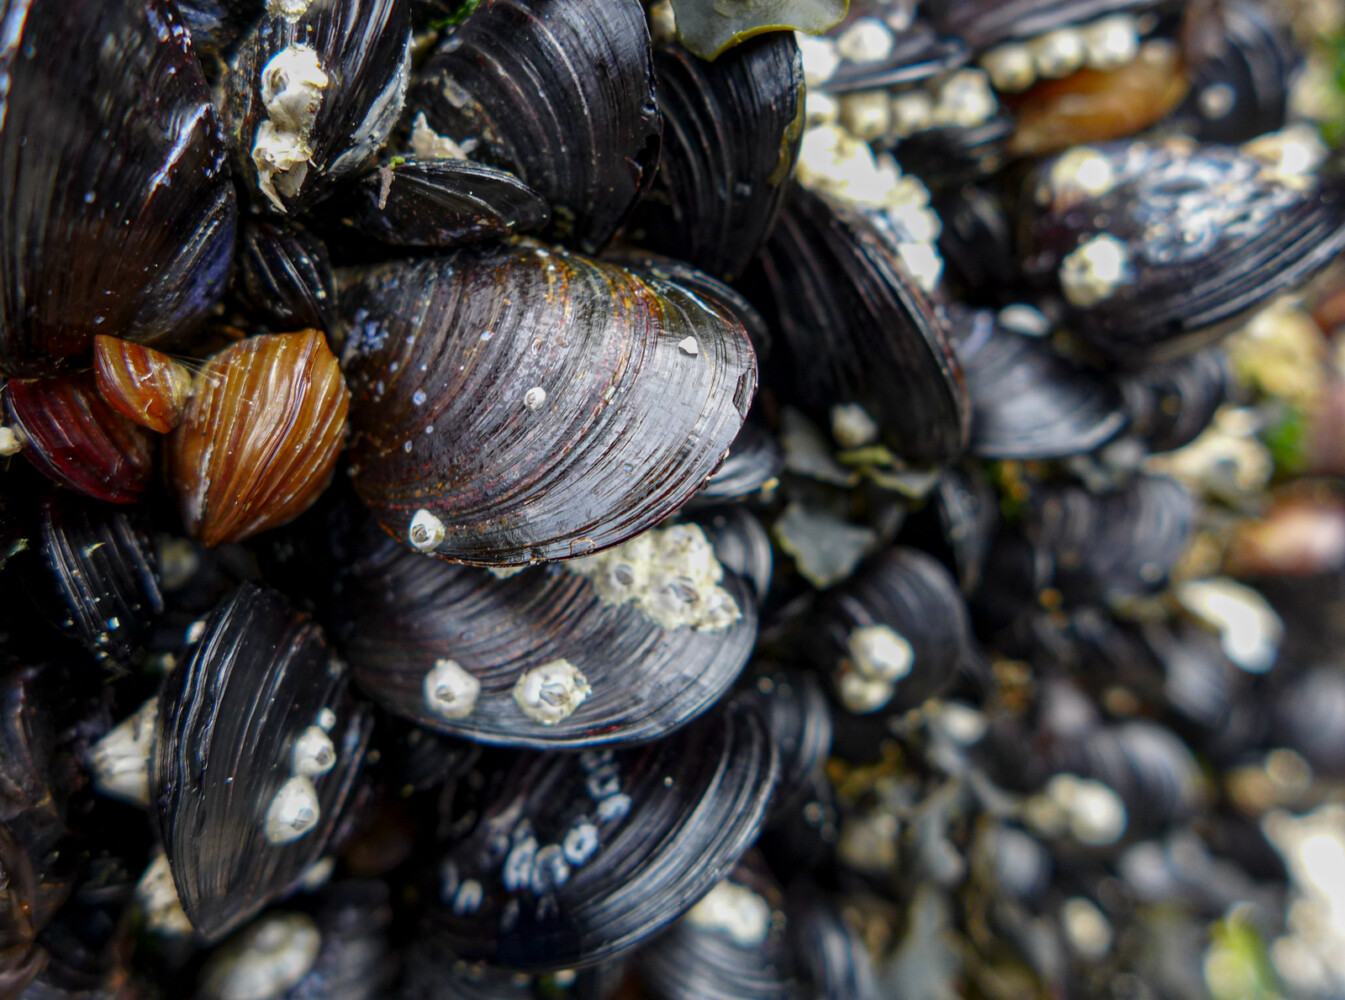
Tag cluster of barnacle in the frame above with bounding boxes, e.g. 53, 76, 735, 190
3, 0, 1345, 997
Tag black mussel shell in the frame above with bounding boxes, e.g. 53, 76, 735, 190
238, 219, 339, 333
746, 670, 832, 816
339, 245, 757, 565
786, 880, 881, 1000
630, 33, 804, 282
638, 861, 799, 1000
889, 112, 1016, 189
1058, 720, 1206, 831
1272, 665, 1345, 778
809, 547, 975, 714
692, 423, 784, 509
224, 0, 412, 214
934, 184, 1020, 304
153, 584, 373, 942
1176, 0, 1299, 144
1020, 139, 1345, 363
36, 492, 163, 667
423, 702, 776, 970
931, 463, 999, 595
742, 184, 970, 464
0, 0, 237, 377
175, 0, 263, 55
342, 532, 756, 749
1118, 346, 1230, 453
980, 823, 1053, 902
1022, 473, 1194, 607
602, 249, 772, 358
952, 307, 1127, 460
922, 0, 1171, 51
342, 157, 550, 248
408, 0, 661, 254
0, 823, 46, 997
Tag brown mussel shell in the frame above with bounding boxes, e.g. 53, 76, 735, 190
743, 184, 970, 464
92, 336, 192, 434
0, 0, 237, 378
340, 245, 757, 566
153, 583, 372, 942
343, 533, 756, 749
168, 330, 350, 547
408, 0, 661, 253
4, 374, 154, 505
424, 701, 775, 970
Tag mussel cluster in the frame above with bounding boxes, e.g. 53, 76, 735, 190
5, 0, 1345, 996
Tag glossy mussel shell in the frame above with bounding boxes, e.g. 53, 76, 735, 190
424, 701, 775, 970
153, 584, 372, 942
343, 534, 756, 748
743, 184, 969, 464
339, 245, 757, 565
409, 0, 661, 253
0, 0, 237, 377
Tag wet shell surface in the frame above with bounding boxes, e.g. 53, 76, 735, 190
409, 0, 661, 253
423, 701, 776, 970
168, 330, 350, 547
153, 584, 372, 942
0, 0, 237, 378
92, 336, 192, 434
340, 245, 757, 565
344, 526, 756, 748
4, 373, 154, 504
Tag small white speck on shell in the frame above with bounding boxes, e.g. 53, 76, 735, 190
264, 776, 321, 845
423, 658, 481, 720
677, 337, 699, 356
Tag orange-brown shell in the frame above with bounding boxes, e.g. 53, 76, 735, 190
93, 335, 193, 433
167, 330, 349, 547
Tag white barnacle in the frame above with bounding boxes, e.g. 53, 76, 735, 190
252, 43, 329, 211
264, 776, 321, 845
199, 913, 321, 1000
835, 670, 895, 714
0, 424, 21, 456
930, 69, 997, 129
316, 707, 336, 732
1080, 14, 1139, 71
1047, 147, 1116, 208
847, 624, 914, 682
568, 524, 741, 632
530, 844, 571, 894
1046, 773, 1128, 846
563, 821, 599, 866
265, 0, 312, 20
408, 508, 446, 552
979, 43, 1036, 92
685, 880, 773, 947
1029, 27, 1087, 79
135, 852, 194, 936
89, 696, 158, 807
291, 725, 336, 777
513, 660, 591, 725
1059, 234, 1132, 307
423, 658, 481, 720
409, 111, 473, 161
830, 403, 879, 450
1175, 577, 1283, 673
677, 336, 699, 357
1062, 897, 1113, 958
836, 17, 894, 64
523, 386, 548, 411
